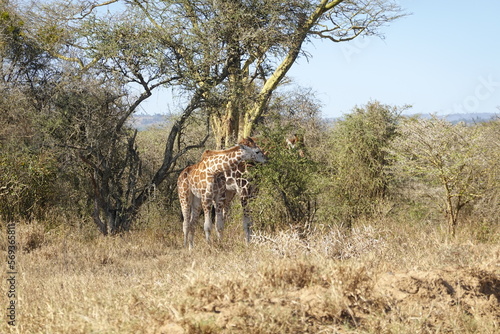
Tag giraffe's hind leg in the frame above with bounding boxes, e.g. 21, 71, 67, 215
214, 181, 229, 241
178, 168, 195, 249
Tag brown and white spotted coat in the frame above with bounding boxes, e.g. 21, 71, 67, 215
177, 140, 266, 249
216, 137, 260, 243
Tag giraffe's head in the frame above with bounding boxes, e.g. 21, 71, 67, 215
239, 137, 267, 163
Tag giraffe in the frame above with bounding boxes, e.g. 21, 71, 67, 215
216, 137, 260, 243
177, 139, 266, 249
286, 134, 305, 158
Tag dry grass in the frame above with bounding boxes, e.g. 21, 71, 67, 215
1, 215, 498, 334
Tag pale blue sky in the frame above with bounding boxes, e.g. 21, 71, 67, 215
289, 0, 500, 118
140, 0, 500, 118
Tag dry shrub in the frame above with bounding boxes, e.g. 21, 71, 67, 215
253, 224, 385, 259
262, 261, 318, 289
19, 223, 46, 253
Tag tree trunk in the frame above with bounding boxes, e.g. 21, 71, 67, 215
212, 45, 243, 148
447, 202, 457, 237
212, 98, 240, 149
242, 2, 333, 137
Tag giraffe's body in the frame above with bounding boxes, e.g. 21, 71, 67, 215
217, 138, 260, 242
177, 140, 266, 249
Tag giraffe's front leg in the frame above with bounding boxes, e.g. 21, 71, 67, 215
186, 196, 201, 250
214, 203, 225, 241
242, 196, 253, 243
202, 198, 213, 243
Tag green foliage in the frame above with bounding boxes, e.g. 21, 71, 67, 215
321, 101, 402, 225
0, 7, 24, 43
0, 148, 58, 221
250, 126, 318, 232
1, 3, 51, 72
1, 6, 61, 221
36, 23, 65, 46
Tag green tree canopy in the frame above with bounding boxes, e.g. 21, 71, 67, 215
324, 101, 403, 224
26, 0, 406, 147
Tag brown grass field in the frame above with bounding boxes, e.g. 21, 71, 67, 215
1, 213, 499, 333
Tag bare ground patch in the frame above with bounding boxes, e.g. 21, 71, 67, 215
173, 261, 499, 333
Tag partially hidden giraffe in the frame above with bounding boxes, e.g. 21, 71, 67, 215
177, 139, 266, 249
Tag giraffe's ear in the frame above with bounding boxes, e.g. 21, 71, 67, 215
238, 137, 255, 147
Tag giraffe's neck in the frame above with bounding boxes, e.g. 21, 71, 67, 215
205, 149, 243, 175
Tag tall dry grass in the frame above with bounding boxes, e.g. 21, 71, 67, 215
1, 212, 498, 333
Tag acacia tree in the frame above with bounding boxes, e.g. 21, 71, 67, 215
166, 0, 406, 147
30, 0, 405, 146
18, 2, 220, 233
20, 0, 405, 233
389, 117, 488, 236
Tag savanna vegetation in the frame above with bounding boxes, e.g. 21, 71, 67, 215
1, 1, 499, 333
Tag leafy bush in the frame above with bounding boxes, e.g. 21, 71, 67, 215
0, 149, 58, 221
319, 101, 402, 226
472, 119, 500, 239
